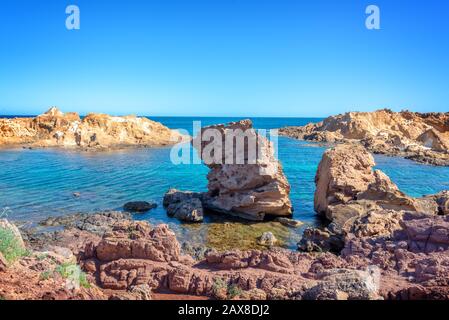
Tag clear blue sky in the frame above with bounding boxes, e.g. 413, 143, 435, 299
0, 0, 448, 117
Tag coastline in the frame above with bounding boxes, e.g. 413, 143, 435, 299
1, 110, 449, 300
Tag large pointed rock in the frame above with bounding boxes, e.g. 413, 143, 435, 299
314, 144, 376, 217
193, 120, 292, 221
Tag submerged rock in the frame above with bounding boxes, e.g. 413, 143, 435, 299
123, 201, 157, 213
275, 217, 304, 228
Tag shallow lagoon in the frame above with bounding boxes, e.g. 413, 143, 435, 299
1, 117, 449, 250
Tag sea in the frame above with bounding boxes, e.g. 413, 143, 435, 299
1, 116, 449, 250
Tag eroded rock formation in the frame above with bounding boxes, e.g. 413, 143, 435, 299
163, 120, 292, 221
196, 120, 292, 221
314, 144, 437, 223
301, 143, 446, 256
0, 107, 185, 150
280, 109, 449, 166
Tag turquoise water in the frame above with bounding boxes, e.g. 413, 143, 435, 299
1, 117, 449, 250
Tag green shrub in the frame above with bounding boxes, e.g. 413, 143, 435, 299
227, 284, 243, 299
55, 262, 91, 288
212, 278, 227, 296
40, 270, 52, 281
0, 227, 27, 264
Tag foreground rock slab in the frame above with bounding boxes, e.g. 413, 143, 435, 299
4, 209, 449, 300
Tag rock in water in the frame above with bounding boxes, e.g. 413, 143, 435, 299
314, 144, 437, 221
167, 198, 204, 223
123, 201, 157, 213
163, 189, 204, 222
193, 119, 292, 221
314, 144, 376, 217
275, 217, 304, 228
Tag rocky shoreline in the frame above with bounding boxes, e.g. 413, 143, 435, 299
279, 109, 449, 166
0, 107, 185, 150
1, 116, 449, 300
1, 141, 449, 300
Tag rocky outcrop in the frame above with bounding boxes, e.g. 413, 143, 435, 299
314, 144, 376, 216
162, 120, 292, 221
303, 143, 445, 254
314, 144, 438, 222
0, 107, 185, 150
426, 191, 449, 215
193, 120, 292, 221
76, 214, 449, 300
280, 109, 449, 166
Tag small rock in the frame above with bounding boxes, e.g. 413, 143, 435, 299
275, 217, 303, 228
123, 201, 157, 213
298, 227, 344, 253
129, 284, 152, 300
257, 232, 277, 246
435, 191, 449, 215
164, 189, 204, 222
0, 252, 8, 272
167, 199, 204, 222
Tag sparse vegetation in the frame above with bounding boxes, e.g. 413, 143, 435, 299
55, 262, 91, 288
212, 278, 228, 299
36, 253, 48, 261
212, 278, 243, 299
227, 284, 243, 299
40, 270, 52, 281
0, 227, 27, 264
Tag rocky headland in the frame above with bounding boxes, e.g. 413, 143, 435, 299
0, 107, 185, 150
279, 109, 449, 166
